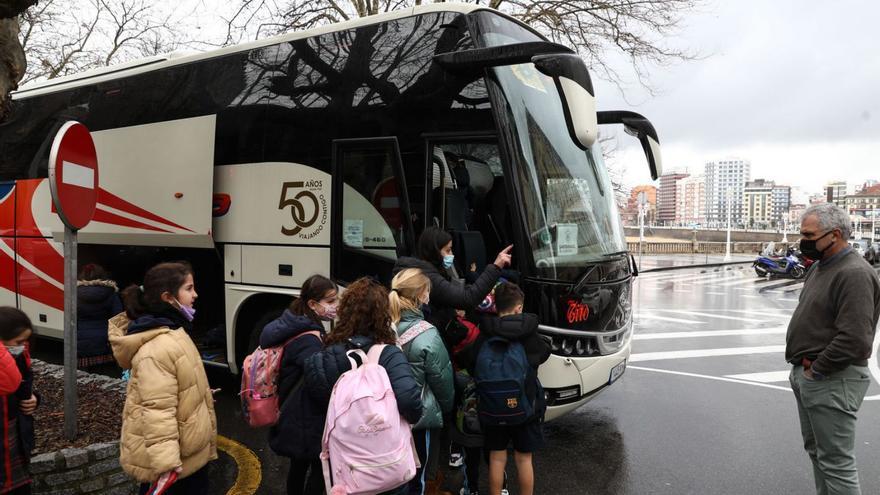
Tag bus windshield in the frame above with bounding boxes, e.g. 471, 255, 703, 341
471, 11, 627, 280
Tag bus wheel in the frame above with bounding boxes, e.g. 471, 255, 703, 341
248, 309, 285, 355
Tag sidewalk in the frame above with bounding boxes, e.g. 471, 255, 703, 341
635, 253, 754, 272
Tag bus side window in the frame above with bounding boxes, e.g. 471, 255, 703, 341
333, 139, 413, 285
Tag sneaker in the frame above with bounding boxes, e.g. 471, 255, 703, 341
500, 490, 509, 495
449, 452, 464, 468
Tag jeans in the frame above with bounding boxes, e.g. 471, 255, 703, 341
407, 429, 431, 495
790, 365, 871, 495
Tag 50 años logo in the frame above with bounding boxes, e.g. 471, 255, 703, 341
278, 181, 327, 240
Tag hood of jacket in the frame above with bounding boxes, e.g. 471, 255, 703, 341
394, 256, 450, 279
108, 313, 174, 369
485, 313, 540, 341
76, 280, 117, 304
259, 310, 323, 348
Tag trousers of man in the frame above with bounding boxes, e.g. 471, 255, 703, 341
789, 364, 871, 495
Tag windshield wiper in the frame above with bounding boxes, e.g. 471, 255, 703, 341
569, 265, 598, 295
569, 251, 631, 294
602, 250, 629, 258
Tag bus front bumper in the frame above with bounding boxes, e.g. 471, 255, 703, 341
540, 333, 632, 422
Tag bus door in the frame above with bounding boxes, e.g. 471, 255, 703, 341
425, 137, 518, 277
331, 138, 415, 285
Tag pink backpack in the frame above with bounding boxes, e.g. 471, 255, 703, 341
321, 345, 418, 495
240, 330, 321, 428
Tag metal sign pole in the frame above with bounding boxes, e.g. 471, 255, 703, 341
63, 226, 78, 440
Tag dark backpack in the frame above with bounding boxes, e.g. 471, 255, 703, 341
474, 337, 534, 426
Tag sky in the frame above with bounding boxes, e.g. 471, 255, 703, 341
595, 0, 880, 195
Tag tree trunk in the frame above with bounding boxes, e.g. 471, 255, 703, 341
0, 16, 26, 120
0, 0, 35, 121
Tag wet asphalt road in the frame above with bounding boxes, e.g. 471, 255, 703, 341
34, 259, 880, 494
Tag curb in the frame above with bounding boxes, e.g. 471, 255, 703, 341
639, 260, 754, 274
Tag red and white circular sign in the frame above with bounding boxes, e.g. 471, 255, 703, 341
48, 121, 99, 230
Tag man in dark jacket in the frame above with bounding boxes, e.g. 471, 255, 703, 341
786, 203, 880, 494
463, 282, 550, 495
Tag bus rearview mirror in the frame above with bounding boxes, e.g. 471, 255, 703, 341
598, 111, 663, 180
532, 53, 598, 149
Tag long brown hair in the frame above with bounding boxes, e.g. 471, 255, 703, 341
324, 277, 396, 346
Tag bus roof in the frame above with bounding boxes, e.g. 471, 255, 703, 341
13, 2, 481, 99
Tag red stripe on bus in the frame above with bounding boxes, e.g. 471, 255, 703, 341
8, 237, 63, 285
92, 208, 173, 233
97, 188, 193, 233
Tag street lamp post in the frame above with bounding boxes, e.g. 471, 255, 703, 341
724, 187, 733, 261
637, 192, 647, 271
870, 208, 876, 241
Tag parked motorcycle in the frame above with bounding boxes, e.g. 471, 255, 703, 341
753, 248, 807, 279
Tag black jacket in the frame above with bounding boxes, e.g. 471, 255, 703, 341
460, 313, 551, 414
393, 256, 500, 340
304, 335, 422, 424
77, 280, 123, 357
259, 310, 325, 459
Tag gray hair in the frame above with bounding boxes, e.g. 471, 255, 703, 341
801, 203, 852, 239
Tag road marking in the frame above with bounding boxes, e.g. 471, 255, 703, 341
706, 292, 727, 295
634, 327, 786, 340
641, 271, 735, 284
217, 435, 261, 495
634, 314, 703, 325
629, 366, 791, 391
655, 310, 766, 323
723, 310, 792, 317
725, 371, 791, 383
629, 345, 786, 362
711, 277, 769, 287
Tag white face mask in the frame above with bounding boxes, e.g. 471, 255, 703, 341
315, 301, 338, 321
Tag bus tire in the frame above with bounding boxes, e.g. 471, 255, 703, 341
234, 294, 292, 368
248, 309, 285, 355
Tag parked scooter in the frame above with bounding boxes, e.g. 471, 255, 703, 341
753, 248, 807, 279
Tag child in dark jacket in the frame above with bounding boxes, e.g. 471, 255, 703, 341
0, 307, 39, 495
260, 275, 337, 495
76, 264, 123, 369
462, 282, 550, 495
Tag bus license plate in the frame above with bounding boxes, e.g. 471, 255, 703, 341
609, 360, 626, 384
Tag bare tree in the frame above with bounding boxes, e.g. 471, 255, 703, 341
17, 0, 192, 85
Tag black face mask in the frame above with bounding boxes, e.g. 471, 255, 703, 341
800, 231, 833, 260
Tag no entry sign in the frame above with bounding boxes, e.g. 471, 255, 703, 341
49, 121, 99, 231
47, 121, 99, 440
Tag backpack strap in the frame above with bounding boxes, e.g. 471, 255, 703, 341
397, 320, 433, 348
346, 349, 367, 370
281, 330, 322, 349
366, 344, 386, 365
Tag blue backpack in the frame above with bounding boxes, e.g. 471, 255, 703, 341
474, 337, 534, 426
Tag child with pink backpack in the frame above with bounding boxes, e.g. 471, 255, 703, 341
250, 275, 338, 495
304, 277, 423, 495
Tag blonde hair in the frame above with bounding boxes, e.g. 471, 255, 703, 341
389, 268, 431, 324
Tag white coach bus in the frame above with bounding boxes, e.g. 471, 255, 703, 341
0, 3, 662, 419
